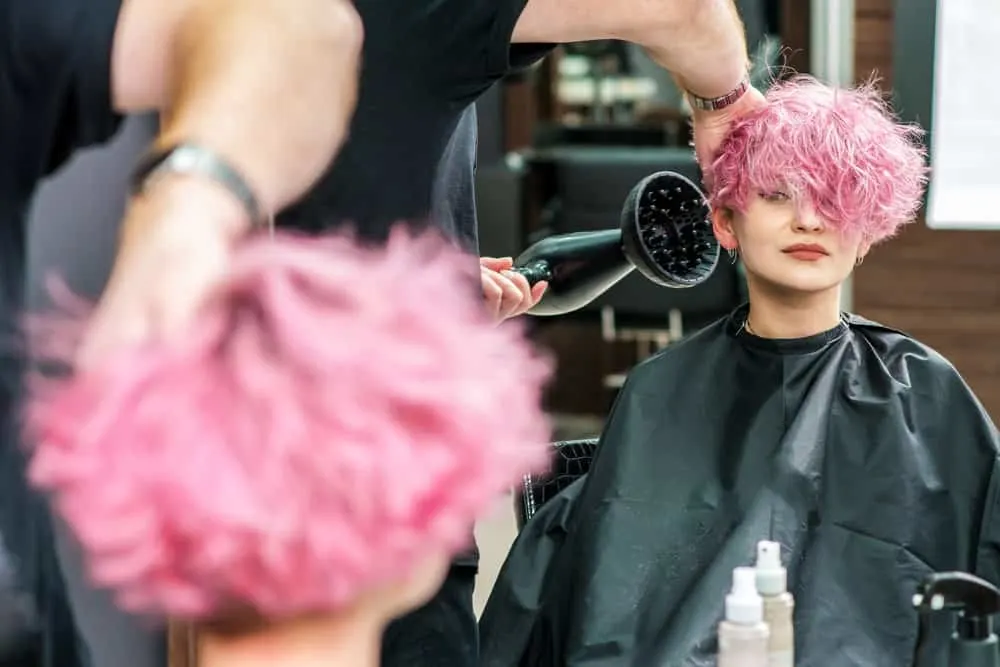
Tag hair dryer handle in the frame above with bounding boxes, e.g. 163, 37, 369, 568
512, 260, 552, 286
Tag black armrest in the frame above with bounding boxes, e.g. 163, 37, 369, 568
515, 438, 599, 530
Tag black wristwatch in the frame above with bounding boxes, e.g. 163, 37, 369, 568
130, 143, 266, 227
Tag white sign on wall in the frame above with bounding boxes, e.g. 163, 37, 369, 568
926, 0, 1000, 230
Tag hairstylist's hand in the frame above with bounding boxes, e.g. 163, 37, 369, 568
75, 179, 245, 369
691, 85, 767, 186
480, 257, 547, 322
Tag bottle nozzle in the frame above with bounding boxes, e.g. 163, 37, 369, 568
726, 566, 764, 625
754, 540, 787, 596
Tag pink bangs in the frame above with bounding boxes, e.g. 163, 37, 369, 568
24, 228, 553, 620
708, 76, 929, 243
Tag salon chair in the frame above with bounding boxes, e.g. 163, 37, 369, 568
515, 438, 599, 530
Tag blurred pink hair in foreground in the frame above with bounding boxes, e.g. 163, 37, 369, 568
708, 75, 930, 243
24, 229, 553, 620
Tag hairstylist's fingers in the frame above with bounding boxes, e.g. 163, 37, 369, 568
506, 272, 546, 318
497, 269, 537, 320
529, 280, 548, 305
482, 267, 526, 321
493, 269, 527, 320
480, 256, 514, 272
481, 266, 506, 320
499, 278, 547, 319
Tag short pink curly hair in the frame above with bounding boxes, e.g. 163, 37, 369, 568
25, 229, 553, 620
708, 76, 929, 243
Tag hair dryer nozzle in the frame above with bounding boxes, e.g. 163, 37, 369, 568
621, 171, 718, 288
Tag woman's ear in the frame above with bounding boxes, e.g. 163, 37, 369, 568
711, 208, 738, 251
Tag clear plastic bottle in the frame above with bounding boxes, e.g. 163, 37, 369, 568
755, 541, 795, 667
718, 566, 770, 667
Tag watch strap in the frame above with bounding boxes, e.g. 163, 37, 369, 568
131, 143, 265, 227
687, 76, 751, 112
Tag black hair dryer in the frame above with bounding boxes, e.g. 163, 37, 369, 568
913, 571, 1000, 667
512, 171, 719, 316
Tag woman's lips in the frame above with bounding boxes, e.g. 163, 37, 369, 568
783, 244, 828, 262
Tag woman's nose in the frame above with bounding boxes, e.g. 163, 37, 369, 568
793, 206, 826, 232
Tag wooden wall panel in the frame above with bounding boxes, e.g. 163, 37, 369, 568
779, 0, 811, 74
852, 6, 1000, 419
855, 2, 893, 84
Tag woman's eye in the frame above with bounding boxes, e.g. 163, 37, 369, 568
760, 191, 790, 202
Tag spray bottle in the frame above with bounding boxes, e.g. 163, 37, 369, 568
718, 566, 770, 667
912, 571, 1000, 667
754, 541, 794, 667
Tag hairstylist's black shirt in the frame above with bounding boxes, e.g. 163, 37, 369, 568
278, 0, 551, 245
2, 0, 551, 290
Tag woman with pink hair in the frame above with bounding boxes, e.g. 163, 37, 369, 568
479, 76, 1000, 667
23, 229, 554, 667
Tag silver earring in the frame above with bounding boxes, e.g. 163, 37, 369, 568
856, 255, 864, 266
727, 247, 738, 264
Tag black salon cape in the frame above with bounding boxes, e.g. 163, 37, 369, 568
479, 306, 1000, 667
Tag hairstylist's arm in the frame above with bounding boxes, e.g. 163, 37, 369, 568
513, 0, 765, 171
78, 0, 363, 366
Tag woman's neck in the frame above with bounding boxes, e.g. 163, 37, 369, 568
744, 282, 843, 339
199, 609, 384, 667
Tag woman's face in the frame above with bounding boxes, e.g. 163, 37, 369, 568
712, 191, 870, 296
